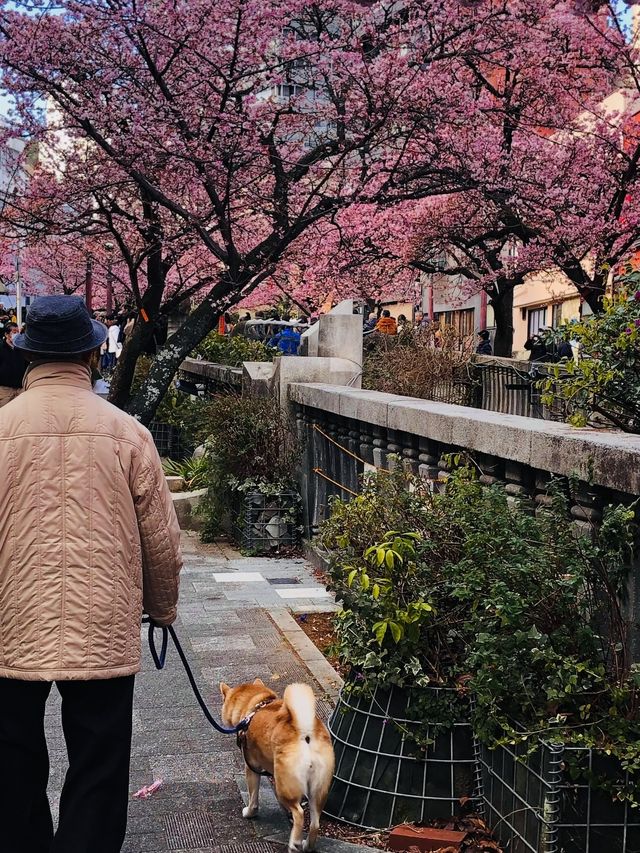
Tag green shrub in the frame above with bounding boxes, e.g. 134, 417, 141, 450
322, 466, 640, 799
198, 395, 301, 540
162, 456, 209, 490
192, 332, 275, 366
540, 269, 640, 431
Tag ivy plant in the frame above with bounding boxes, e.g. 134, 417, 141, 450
540, 269, 640, 431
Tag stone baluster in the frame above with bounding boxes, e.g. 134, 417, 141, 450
372, 424, 388, 469
504, 460, 536, 513
359, 423, 375, 467
401, 431, 420, 477
418, 437, 441, 491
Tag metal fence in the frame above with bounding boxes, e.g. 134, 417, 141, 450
476, 740, 640, 853
457, 356, 568, 421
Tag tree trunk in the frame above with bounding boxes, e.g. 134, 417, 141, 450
581, 275, 606, 315
489, 284, 514, 357
123, 284, 234, 425
108, 315, 159, 410
560, 259, 605, 315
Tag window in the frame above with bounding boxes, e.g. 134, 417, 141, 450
274, 83, 304, 99
434, 308, 475, 337
527, 306, 547, 338
551, 303, 562, 328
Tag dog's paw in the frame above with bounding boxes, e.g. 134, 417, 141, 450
302, 841, 314, 852
242, 806, 258, 819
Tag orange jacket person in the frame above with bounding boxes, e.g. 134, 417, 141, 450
375, 309, 397, 334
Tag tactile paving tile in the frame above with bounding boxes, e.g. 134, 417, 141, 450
216, 843, 285, 853
266, 577, 301, 585
316, 697, 335, 723
266, 656, 319, 686
165, 810, 218, 849
248, 632, 286, 651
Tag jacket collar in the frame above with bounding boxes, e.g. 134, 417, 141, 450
24, 361, 93, 392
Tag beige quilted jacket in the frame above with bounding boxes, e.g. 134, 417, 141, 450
0, 361, 182, 681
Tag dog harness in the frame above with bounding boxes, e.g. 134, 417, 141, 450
236, 697, 277, 777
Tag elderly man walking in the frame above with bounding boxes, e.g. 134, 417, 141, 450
0, 296, 183, 853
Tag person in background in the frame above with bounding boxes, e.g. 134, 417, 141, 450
375, 309, 397, 335
106, 314, 120, 371
524, 331, 549, 362
123, 312, 136, 341
0, 322, 27, 408
364, 313, 377, 332
476, 330, 492, 355
397, 314, 410, 332
268, 324, 301, 354
230, 316, 249, 337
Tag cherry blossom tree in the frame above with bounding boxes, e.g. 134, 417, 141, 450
0, 0, 493, 420
0, 0, 626, 407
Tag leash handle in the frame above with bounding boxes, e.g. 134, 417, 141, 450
142, 616, 249, 736
146, 619, 168, 669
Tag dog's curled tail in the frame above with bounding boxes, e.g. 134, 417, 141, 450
283, 683, 316, 741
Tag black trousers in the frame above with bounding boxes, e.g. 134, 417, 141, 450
0, 675, 135, 853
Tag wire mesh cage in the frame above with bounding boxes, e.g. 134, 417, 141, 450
324, 685, 475, 830
476, 740, 640, 853
231, 489, 300, 554
148, 421, 193, 460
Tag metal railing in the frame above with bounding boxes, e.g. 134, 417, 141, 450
450, 355, 568, 421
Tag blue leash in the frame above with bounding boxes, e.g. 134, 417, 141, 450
143, 617, 249, 736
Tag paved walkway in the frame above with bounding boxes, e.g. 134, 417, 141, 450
44, 533, 354, 853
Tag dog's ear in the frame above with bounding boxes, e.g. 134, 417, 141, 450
253, 678, 265, 686
220, 682, 230, 697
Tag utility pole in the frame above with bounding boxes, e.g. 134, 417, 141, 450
85, 254, 93, 312
15, 240, 22, 326
105, 242, 114, 314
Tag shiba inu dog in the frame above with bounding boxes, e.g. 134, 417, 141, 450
220, 678, 335, 852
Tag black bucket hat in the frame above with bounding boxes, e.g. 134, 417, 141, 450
13, 295, 108, 354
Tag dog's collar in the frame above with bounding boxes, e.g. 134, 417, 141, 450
252, 696, 276, 714
237, 696, 276, 733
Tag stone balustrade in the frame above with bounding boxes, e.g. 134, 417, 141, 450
289, 382, 640, 652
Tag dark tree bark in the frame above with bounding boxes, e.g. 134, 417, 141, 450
559, 258, 606, 316
120, 274, 243, 425
488, 283, 515, 357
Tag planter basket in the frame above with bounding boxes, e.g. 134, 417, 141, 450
231, 489, 300, 554
149, 421, 193, 460
476, 740, 640, 853
325, 685, 475, 829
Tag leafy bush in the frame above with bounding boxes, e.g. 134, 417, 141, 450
540, 270, 640, 431
162, 456, 209, 490
198, 395, 301, 540
192, 332, 275, 366
322, 466, 640, 798
363, 323, 476, 404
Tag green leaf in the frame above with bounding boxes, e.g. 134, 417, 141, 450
372, 620, 388, 645
389, 621, 403, 643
